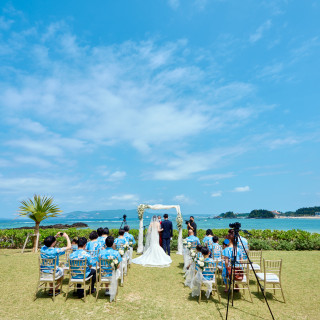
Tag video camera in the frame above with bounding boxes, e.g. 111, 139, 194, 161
122, 214, 127, 222
229, 222, 241, 230
185, 220, 190, 225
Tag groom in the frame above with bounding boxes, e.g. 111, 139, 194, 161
161, 214, 173, 256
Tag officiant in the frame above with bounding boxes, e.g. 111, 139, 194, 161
187, 216, 197, 237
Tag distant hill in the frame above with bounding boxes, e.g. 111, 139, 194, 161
61, 209, 139, 220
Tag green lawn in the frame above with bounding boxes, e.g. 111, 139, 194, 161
0, 250, 319, 320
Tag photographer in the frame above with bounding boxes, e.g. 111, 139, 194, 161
187, 216, 197, 237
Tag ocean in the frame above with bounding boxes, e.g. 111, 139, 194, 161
1, 216, 320, 233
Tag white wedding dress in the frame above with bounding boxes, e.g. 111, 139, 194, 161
132, 217, 172, 267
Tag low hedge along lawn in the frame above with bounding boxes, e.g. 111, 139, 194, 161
0, 228, 319, 250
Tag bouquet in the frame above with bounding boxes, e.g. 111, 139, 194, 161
196, 256, 205, 271
190, 249, 197, 262
123, 243, 130, 252
129, 241, 133, 247
109, 258, 120, 270
118, 249, 125, 257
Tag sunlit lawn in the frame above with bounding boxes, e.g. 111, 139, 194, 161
0, 250, 319, 320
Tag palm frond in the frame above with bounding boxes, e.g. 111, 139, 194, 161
18, 194, 62, 223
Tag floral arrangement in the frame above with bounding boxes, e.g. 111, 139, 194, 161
176, 213, 183, 229
190, 249, 197, 261
123, 243, 130, 252
137, 204, 149, 220
109, 258, 120, 270
129, 241, 133, 247
118, 249, 125, 256
183, 239, 188, 247
196, 256, 205, 270
187, 241, 192, 249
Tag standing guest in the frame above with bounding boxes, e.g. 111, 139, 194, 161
114, 229, 128, 247
40, 232, 71, 296
99, 236, 122, 295
97, 228, 109, 249
187, 216, 197, 237
161, 214, 173, 256
185, 229, 200, 245
86, 231, 100, 267
123, 226, 136, 246
69, 237, 96, 298
158, 215, 163, 247
202, 229, 214, 247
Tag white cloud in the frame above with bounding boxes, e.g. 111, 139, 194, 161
199, 172, 235, 181
173, 194, 191, 203
110, 194, 138, 201
267, 137, 298, 150
211, 191, 222, 197
151, 147, 245, 180
107, 171, 127, 182
168, 0, 180, 9
14, 156, 52, 168
249, 20, 272, 43
234, 186, 250, 192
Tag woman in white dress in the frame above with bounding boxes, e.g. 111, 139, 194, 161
132, 215, 172, 267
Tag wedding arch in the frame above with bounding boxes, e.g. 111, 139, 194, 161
137, 204, 183, 255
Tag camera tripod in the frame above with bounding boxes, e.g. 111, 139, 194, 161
225, 222, 275, 320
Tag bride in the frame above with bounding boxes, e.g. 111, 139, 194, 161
132, 215, 172, 267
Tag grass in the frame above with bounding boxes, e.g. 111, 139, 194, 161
0, 250, 319, 320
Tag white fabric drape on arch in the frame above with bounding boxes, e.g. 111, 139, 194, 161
137, 204, 183, 255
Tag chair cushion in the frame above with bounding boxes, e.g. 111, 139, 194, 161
40, 273, 63, 281
249, 263, 261, 270
70, 275, 93, 283
256, 273, 279, 282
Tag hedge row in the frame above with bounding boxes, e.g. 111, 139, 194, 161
0, 228, 319, 250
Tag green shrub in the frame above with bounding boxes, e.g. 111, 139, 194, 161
0, 228, 319, 250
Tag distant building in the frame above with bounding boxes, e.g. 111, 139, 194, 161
272, 210, 281, 215
315, 212, 320, 216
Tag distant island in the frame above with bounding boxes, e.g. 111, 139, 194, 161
216, 206, 320, 219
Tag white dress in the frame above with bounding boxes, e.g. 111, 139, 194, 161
132, 220, 172, 267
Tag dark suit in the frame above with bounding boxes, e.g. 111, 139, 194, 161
161, 219, 173, 255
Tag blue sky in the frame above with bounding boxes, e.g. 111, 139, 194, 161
0, 0, 319, 218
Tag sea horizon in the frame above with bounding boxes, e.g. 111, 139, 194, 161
1, 216, 320, 233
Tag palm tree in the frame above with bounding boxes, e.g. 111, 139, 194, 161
18, 195, 62, 252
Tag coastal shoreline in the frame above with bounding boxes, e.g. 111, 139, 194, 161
275, 216, 320, 219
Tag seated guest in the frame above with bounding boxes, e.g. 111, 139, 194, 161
69, 237, 96, 298
211, 236, 222, 260
202, 229, 214, 246
185, 229, 200, 245
123, 225, 136, 246
222, 236, 243, 292
199, 247, 215, 280
86, 231, 100, 267
71, 238, 78, 252
114, 229, 128, 247
40, 232, 71, 296
97, 227, 109, 249
196, 244, 203, 258
99, 236, 122, 295
228, 229, 249, 260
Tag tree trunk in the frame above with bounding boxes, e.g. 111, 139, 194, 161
33, 221, 40, 252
